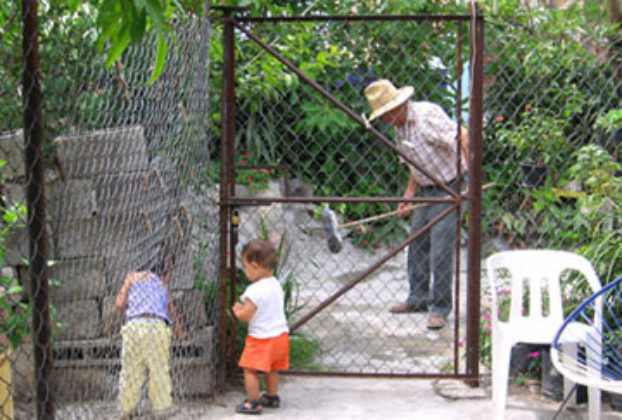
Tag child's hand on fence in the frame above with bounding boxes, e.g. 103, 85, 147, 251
173, 326, 187, 341
231, 302, 244, 319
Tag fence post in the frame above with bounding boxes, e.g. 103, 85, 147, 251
466, 4, 485, 386
214, 5, 245, 388
22, 0, 54, 418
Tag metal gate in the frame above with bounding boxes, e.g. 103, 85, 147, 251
216, 7, 484, 380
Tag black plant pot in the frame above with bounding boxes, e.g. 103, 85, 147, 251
610, 392, 622, 411
540, 347, 563, 401
520, 162, 548, 187
539, 346, 587, 404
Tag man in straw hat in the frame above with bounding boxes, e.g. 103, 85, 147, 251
364, 79, 468, 330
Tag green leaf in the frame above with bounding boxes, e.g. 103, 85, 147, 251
129, 6, 147, 43
105, 23, 131, 66
141, 0, 168, 33
147, 36, 167, 84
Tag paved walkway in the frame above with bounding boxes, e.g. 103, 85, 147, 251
183, 376, 622, 420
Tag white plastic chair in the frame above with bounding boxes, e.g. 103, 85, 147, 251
486, 249, 602, 420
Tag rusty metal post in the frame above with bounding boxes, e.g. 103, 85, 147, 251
466, 5, 485, 385
215, 5, 244, 388
453, 20, 464, 375
22, 0, 54, 418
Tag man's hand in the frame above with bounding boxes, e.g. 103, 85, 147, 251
397, 202, 413, 218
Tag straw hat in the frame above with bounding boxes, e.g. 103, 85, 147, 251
364, 79, 414, 121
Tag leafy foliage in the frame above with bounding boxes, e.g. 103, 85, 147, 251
0, 199, 29, 352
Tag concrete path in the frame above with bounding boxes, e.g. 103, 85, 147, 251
182, 376, 622, 420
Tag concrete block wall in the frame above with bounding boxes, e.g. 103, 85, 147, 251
6, 125, 214, 402
51, 327, 214, 402
0, 130, 25, 181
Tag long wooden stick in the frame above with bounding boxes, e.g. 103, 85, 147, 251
338, 182, 495, 230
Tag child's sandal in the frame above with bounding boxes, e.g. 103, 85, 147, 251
235, 399, 263, 415
260, 394, 280, 408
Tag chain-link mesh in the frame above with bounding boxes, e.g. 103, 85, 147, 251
2, 3, 218, 419
223, 5, 621, 380
482, 11, 621, 275
3, 1, 621, 417
478, 8, 622, 378
223, 15, 474, 377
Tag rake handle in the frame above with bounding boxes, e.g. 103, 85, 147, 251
339, 182, 495, 230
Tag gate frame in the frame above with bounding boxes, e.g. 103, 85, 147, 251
216, 5, 484, 384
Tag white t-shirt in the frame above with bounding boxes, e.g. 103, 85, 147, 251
241, 276, 289, 339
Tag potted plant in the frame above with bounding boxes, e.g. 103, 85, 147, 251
519, 161, 548, 188
496, 105, 567, 187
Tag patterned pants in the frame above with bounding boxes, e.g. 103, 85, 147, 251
0, 352, 13, 420
118, 320, 172, 414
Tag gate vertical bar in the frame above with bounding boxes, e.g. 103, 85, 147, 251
215, 7, 245, 379
217, 6, 237, 387
466, 4, 484, 384
22, 0, 54, 417
453, 20, 464, 374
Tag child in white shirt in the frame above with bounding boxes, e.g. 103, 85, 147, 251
232, 239, 289, 415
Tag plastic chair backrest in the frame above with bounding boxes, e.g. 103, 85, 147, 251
486, 250, 601, 329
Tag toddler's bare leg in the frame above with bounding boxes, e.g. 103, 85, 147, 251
265, 370, 279, 396
243, 368, 260, 400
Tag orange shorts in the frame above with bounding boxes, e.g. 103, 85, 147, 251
238, 332, 289, 373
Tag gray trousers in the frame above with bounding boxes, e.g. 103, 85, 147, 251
405, 177, 464, 317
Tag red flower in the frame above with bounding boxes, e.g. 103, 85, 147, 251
242, 153, 248, 158
361, 241, 368, 247
496, 115, 504, 122
375, 243, 381, 248
525, 104, 532, 110
239, 159, 245, 164
247, 176, 253, 182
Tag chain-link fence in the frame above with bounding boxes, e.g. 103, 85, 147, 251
215, 1, 621, 383
482, 10, 621, 282
2, 1, 621, 419
217, 9, 482, 380
2, 2, 218, 419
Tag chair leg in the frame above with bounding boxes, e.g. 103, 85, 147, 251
561, 343, 578, 409
492, 342, 512, 420
587, 387, 601, 420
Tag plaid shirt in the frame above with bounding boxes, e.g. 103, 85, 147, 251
395, 101, 466, 187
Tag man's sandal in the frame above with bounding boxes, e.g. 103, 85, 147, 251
260, 394, 280, 408
235, 399, 263, 415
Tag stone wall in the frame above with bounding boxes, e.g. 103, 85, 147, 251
1, 126, 214, 402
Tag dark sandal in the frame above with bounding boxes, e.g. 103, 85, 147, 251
235, 399, 263, 415
260, 394, 280, 408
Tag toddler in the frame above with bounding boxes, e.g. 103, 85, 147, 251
232, 239, 289, 415
115, 254, 184, 419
